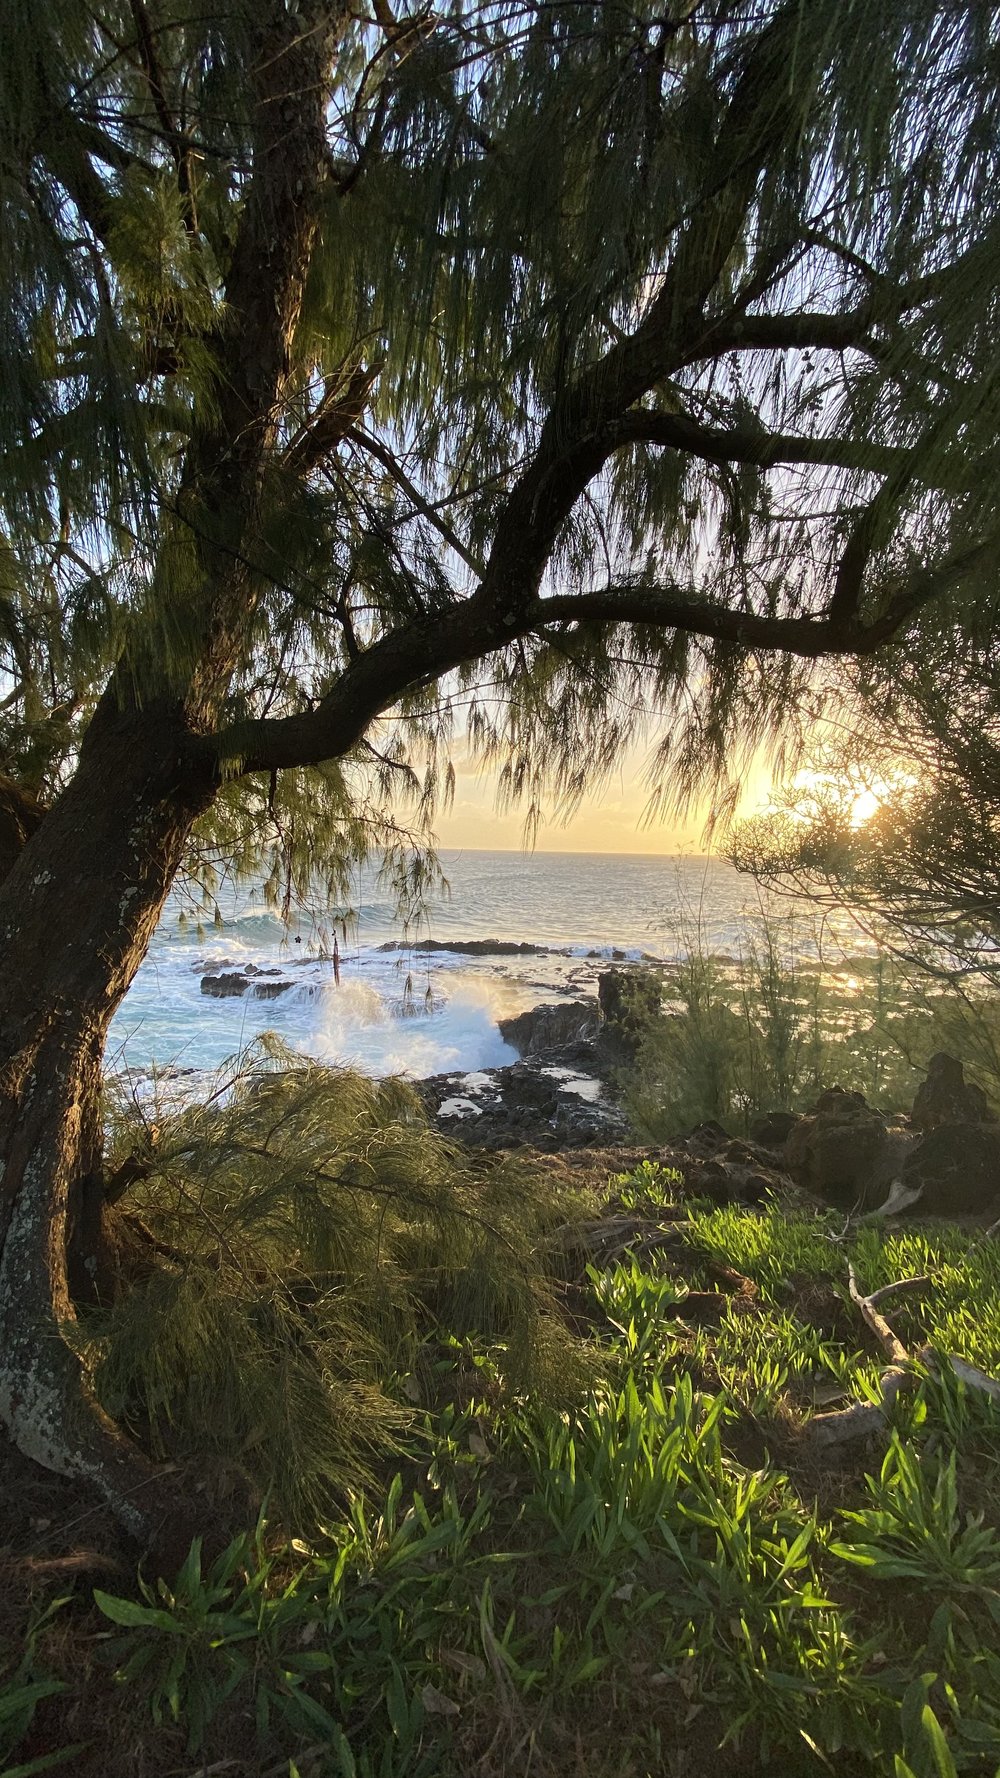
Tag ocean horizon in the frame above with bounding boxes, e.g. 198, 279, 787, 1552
110, 848, 868, 1085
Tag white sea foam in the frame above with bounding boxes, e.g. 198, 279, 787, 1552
438, 1096, 484, 1119
109, 850, 871, 1081
542, 1066, 603, 1102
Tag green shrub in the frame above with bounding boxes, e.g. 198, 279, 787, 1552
87, 1038, 593, 1525
623, 909, 1000, 1137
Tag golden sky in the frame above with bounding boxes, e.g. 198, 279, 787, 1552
434, 740, 775, 855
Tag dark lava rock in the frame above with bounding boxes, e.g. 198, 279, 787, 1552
684, 1121, 730, 1155
423, 1051, 629, 1152
377, 937, 553, 956
721, 1139, 761, 1168
684, 1154, 779, 1207
201, 971, 253, 998
911, 1052, 993, 1132
784, 1090, 896, 1209
499, 1000, 600, 1057
504, 1062, 560, 1111
201, 966, 290, 999
749, 1110, 800, 1149
901, 1122, 1000, 1215
807, 1086, 870, 1118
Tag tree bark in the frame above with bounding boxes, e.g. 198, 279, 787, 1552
0, 0, 348, 1541
0, 700, 214, 1533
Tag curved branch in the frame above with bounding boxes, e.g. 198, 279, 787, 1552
606, 409, 912, 478
204, 523, 995, 780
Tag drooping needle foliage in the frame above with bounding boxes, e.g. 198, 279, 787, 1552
2, 1, 999, 864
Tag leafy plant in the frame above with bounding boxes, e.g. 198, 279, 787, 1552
612, 1159, 684, 1213
0, 1598, 82, 1778
85, 1041, 591, 1523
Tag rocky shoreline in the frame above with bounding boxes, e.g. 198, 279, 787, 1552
187, 953, 1000, 1222
421, 967, 1000, 1221
420, 971, 642, 1150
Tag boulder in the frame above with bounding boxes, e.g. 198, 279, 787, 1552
911, 1052, 992, 1132
499, 999, 599, 1057
692, 1157, 773, 1206
784, 1088, 895, 1208
201, 971, 254, 997
684, 1121, 730, 1155
749, 1110, 800, 1149
901, 1122, 1000, 1215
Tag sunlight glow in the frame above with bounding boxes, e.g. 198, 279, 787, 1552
849, 788, 882, 828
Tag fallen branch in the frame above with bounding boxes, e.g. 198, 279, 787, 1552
849, 1263, 932, 1365
809, 1263, 1000, 1447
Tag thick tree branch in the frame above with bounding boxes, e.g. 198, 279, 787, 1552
204, 522, 995, 780
458, 1, 823, 647
679, 304, 879, 364
284, 367, 381, 476
607, 409, 912, 478
682, 239, 989, 367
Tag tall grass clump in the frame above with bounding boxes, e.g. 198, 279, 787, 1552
624, 907, 1000, 1138
88, 1038, 592, 1526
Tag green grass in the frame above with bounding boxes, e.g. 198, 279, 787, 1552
9, 1173, 1000, 1776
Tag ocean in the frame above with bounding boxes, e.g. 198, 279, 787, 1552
109, 849, 866, 1084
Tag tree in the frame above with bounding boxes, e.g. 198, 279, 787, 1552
1, 0, 999, 1530
728, 624, 1000, 974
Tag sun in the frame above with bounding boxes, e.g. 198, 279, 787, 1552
849, 787, 882, 828
750, 766, 901, 831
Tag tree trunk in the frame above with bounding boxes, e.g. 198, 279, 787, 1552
0, 1, 348, 1546
0, 699, 214, 1537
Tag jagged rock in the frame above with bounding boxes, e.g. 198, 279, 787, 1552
684, 1121, 730, 1155
200, 967, 290, 999
901, 1122, 1000, 1215
721, 1139, 762, 1167
692, 1157, 768, 1204
201, 972, 253, 997
749, 1110, 800, 1149
784, 1089, 896, 1209
807, 1086, 870, 1118
499, 999, 599, 1057
586, 946, 657, 961
504, 1062, 559, 1110
377, 937, 553, 956
422, 1046, 628, 1151
911, 1052, 992, 1132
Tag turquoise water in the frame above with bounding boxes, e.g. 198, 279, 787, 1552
110, 850, 864, 1083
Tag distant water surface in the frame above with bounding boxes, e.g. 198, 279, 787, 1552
110, 850, 866, 1082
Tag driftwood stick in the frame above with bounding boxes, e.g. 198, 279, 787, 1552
810, 1267, 917, 1447
865, 1273, 933, 1311
810, 1264, 1000, 1447
947, 1355, 1000, 1404
810, 1366, 911, 1448
847, 1262, 910, 1364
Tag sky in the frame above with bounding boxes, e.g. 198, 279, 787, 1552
433, 738, 776, 855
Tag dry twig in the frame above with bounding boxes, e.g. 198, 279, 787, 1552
809, 1263, 1000, 1447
